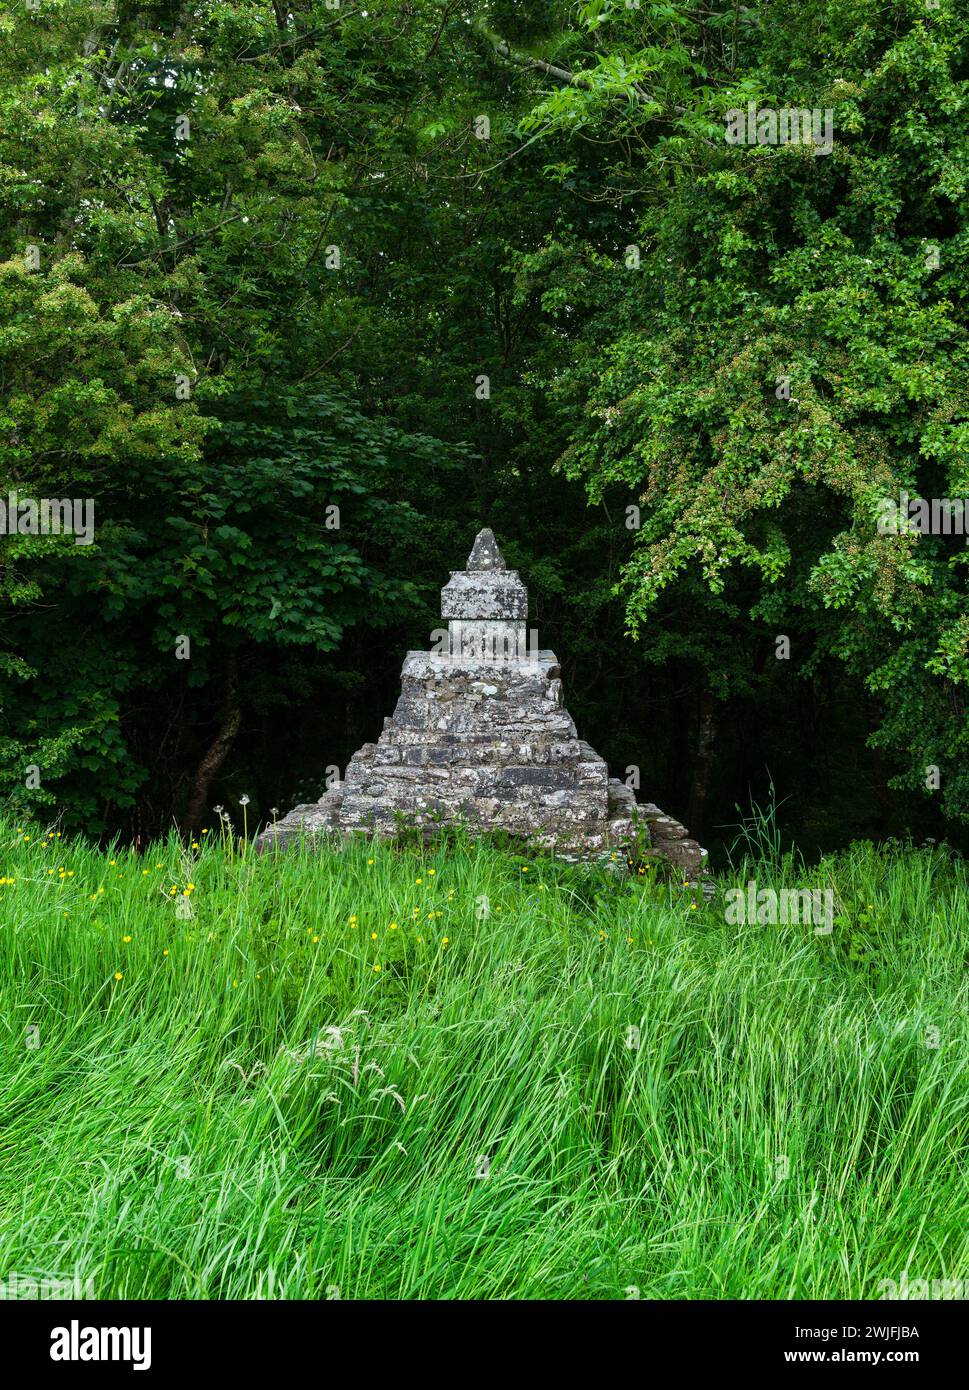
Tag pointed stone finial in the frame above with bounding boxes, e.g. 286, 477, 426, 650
466, 527, 506, 572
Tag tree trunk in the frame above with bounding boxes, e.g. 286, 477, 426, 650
687, 688, 717, 840
182, 652, 241, 836
869, 746, 892, 833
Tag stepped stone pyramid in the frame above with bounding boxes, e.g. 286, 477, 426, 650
256, 528, 705, 875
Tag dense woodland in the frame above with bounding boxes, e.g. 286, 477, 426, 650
2, 0, 968, 859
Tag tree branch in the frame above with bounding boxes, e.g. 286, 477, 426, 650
493, 40, 592, 90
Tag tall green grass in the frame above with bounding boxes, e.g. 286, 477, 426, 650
0, 817, 966, 1299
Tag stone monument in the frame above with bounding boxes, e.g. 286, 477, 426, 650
255, 528, 706, 877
